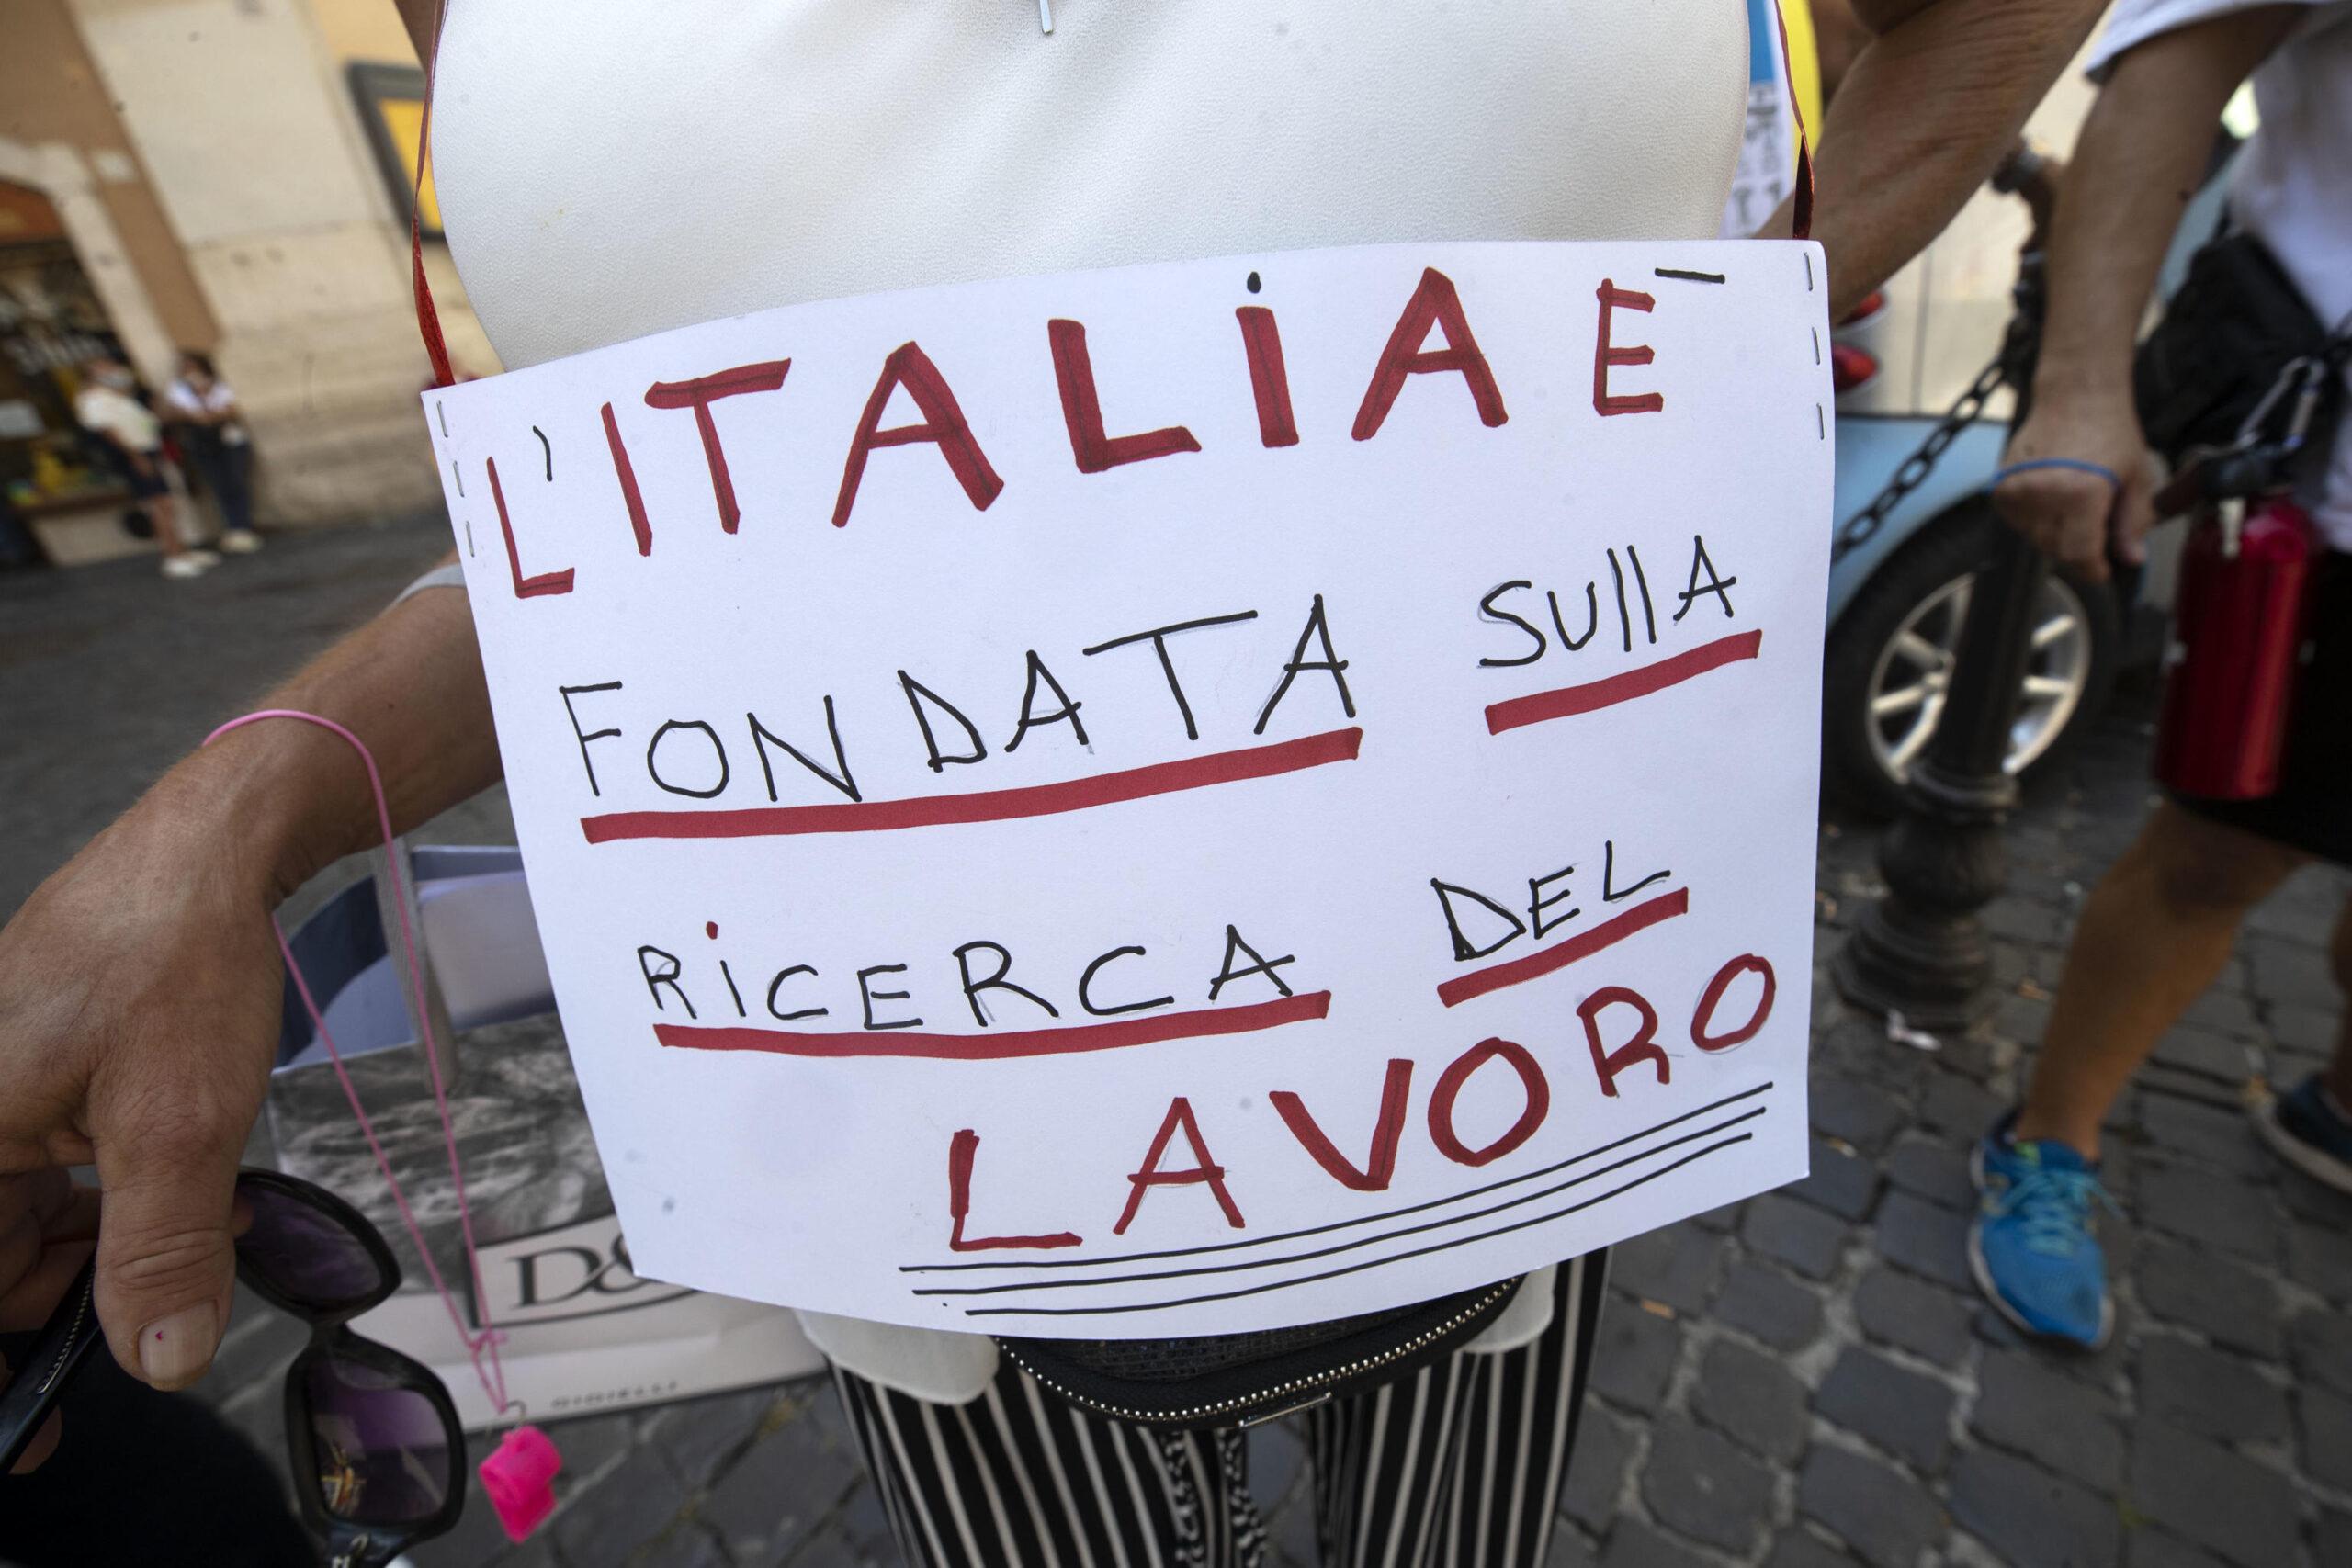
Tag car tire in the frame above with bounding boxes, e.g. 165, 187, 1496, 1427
1824, 500, 2120, 819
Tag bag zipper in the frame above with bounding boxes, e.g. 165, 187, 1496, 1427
999, 1279, 1520, 1426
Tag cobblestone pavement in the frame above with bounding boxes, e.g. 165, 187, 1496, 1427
5, 518, 2348, 1568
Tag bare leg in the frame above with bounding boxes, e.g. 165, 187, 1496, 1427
149, 491, 186, 560
2015, 803, 2306, 1156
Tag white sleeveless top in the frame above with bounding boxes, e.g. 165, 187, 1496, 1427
430, 0, 1752, 1399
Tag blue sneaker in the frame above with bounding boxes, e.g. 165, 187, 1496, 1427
2256, 1075, 2352, 1193
1968, 1112, 2115, 1348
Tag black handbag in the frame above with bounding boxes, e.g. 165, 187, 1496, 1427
2135, 228, 2346, 466
995, 1274, 1523, 1431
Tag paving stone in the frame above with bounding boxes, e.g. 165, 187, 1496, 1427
1590, 1298, 1683, 1412
1984, 895, 2065, 944
2278, 1163, 2352, 1225
2137, 1064, 2245, 1111
2151, 1025, 2254, 1084
702, 1401, 862, 1566
2265, 1003, 2335, 1056
637, 1525, 728, 1568
2288, 1220, 2352, 1305
1688, 1200, 1744, 1233
1546, 1523, 1600, 1568
1790, 1137, 1881, 1221
2135, 1239, 2282, 1357
552, 1447, 688, 1565
1559, 1403, 1637, 1534
2315, 1510, 2352, 1568
1882, 1137, 1975, 1212
2179, 987, 2260, 1040
1917, 1071, 2006, 1142
1813, 1347, 1952, 1472
2290, 1307, 2352, 1395
1691, 1338, 1809, 1462
2244, 938, 2338, 1010
1249, 1419, 1307, 1511
1766, 1530, 1860, 1568
2135, 1094, 2271, 1179
1851, 1269, 1973, 1367
1795, 1444, 1943, 1568
1871, 1190, 1973, 1291
1992, 990, 2052, 1049
540, 1410, 638, 1487
641, 1384, 777, 1488
1600, 1519, 1711, 1568
1971, 1350, 2125, 1491
1810, 1077, 1905, 1154
832, 1478, 901, 1562
2137, 1337, 2289, 1444
2127, 1422, 2300, 1568
2297, 1383, 2352, 1494
1270, 1489, 1320, 1568
1948, 1447, 2119, 1568
1611, 1224, 1725, 1314
2124, 1531, 2229, 1568
1713, 1259, 1825, 1352
1741, 1192, 1849, 1280
1640, 1416, 1774, 1554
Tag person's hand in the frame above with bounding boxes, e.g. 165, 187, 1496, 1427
0, 781, 285, 1395
2, 1169, 99, 1472
1994, 393, 2160, 581
128, 453, 155, 479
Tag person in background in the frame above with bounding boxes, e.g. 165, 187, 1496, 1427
73, 355, 215, 581
1977, 0, 2352, 1349
165, 351, 264, 555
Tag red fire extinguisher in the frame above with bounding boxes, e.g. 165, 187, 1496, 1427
2154, 491, 2318, 800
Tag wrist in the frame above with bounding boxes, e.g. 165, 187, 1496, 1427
139, 723, 371, 907
2029, 346, 2137, 409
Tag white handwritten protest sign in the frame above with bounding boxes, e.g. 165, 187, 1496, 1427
426, 242, 1832, 1337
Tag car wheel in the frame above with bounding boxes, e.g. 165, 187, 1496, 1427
1824, 501, 2120, 818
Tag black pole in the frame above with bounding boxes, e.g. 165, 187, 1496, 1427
1835, 174, 2056, 1032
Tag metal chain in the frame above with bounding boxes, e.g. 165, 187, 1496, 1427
1828, 293, 2047, 565
1828, 349, 2010, 563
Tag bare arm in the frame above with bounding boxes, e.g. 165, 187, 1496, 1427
0, 576, 496, 1388
1765, 0, 2109, 319
1996, 6, 2301, 576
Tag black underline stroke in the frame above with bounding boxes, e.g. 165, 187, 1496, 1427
1654, 267, 1726, 284
914, 1107, 1765, 1298
900, 1082, 1772, 1273
960, 1134, 1753, 1317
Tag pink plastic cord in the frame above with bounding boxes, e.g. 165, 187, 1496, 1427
203, 709, 510, 1416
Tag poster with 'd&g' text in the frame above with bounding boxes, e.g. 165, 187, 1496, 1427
427, 241, 1834, 1337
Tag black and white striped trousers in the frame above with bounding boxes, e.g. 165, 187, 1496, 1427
830, 1254, 1608, 1568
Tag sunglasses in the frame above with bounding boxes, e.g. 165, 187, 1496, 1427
0, 1169, 466, 1568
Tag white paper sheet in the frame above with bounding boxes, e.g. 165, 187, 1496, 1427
428, 241, 1833, 1337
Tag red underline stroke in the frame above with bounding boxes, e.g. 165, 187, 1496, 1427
1485, 631, 1763, 735
655, 989, 1333, 1061
1436, 888, 1690, 1007
582, 727, 1363, 843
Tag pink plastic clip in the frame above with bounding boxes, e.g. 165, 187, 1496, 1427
480, 1424, 561, 1541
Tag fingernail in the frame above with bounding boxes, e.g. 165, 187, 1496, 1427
138, 1302, 219, 1389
